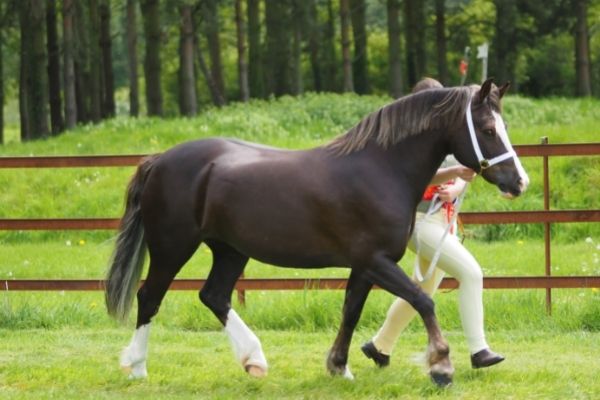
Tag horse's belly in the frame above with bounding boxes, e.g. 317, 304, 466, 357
245, 249, 343, 269
208, 214, 345, 268
202, 194, 344, 267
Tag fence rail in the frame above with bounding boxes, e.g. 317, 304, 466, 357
1, 142, 599, 312
3, 276, 600, 292
1, 210, 599, 231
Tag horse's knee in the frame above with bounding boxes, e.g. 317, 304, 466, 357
136, 288, 161, 325
199, 288, 229, 324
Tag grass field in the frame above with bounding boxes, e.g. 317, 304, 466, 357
1, 93, 599, 398
2, 328, 600, 399
1, 237, 600, 398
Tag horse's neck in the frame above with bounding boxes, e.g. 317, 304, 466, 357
383, 132, 447, 198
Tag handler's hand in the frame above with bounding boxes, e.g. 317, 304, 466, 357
453, 166, 477, 182
437, 184, 463, 202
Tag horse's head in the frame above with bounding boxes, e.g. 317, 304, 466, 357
451, 78, 529, 198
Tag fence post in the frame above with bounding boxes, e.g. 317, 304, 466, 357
541, 137, 552, 314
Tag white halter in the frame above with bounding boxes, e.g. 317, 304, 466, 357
465, 98, 517, 170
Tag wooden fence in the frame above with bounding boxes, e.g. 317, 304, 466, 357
1, 141, 600, 313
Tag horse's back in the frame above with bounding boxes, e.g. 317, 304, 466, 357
141, 138, 324, 243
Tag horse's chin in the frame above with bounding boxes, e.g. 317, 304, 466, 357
499, 186, 524, 199
500, 190, 516, 199
497, 182, 522, 199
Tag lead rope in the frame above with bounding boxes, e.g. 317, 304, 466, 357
413, 184, 468, 283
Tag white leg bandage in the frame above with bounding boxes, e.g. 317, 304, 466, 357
224, 309, 268, 371
120, 323, 150, 379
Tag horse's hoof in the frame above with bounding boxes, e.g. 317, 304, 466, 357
121, 362, 148, 379
327, 364, 354, 380
430, 371, 452, 388
342, 366, 354, 380
245, 364, 267, 378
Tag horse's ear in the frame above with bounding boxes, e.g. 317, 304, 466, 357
478, 78, 494, 103
498, 81, 511, 99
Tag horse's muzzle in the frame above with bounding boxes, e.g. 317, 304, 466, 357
499, 177, 527, 199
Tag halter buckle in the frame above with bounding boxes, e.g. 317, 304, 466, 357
480, 159, 490, 169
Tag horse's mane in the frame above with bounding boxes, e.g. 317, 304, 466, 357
326, 86, 478, 155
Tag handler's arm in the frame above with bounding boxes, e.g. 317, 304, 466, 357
430, 165, 476, 185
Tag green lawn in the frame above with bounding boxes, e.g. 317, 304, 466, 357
1, 327, 599, 399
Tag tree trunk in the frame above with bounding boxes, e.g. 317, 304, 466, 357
194, 34, 225, 107
88, 0, 102, 122
265, 0, 292, 96
339, 0, 353, 92
126, 0, 139, 117
19, 46, 29, 141
435, 0, 448, 85
99, 0, 115, 117
63, 0, 77, 129
201, 0, 226, 102
46, 0, 64, 135
307, 0, 323, 92
386, 0, 402, 98
30, 0, 49, 138
574, 0, 592, 96
247, 0, 264, 98
235, 0, 249, 102
19, 0, 49, 141
179, 4, 197, 116
493, 0, 518, 85
140, 0, 163, 116
321, 0, 337, 92
414, 1, 426, 80
350, 0, 369, 94
74, 1, 90, 123
403, 0, 425, 87
291, 0, 304, 95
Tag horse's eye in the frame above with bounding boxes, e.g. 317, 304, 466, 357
483, 128, 496, 136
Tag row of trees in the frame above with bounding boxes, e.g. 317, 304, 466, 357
0, 0, 598, 143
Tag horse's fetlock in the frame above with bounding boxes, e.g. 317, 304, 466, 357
326, 350, 346, 370
121, 345, 146, 367
247, 336, 262, 353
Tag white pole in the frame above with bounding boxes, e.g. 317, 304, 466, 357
477, 42, 489, 83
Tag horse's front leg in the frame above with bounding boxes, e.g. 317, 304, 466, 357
363, 253, 454, 387
327, 269, 373, 380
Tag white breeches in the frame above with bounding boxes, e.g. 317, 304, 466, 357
372, 211, 488, 355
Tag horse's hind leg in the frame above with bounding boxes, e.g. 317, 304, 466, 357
120, 234, 201, 379
363, 254, 454, 386
199, 241, 267, 377
327, 269, 373, 380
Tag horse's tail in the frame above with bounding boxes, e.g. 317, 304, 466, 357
105, 155, 159, 322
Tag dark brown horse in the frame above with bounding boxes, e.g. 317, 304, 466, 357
105, 79, 528, 386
